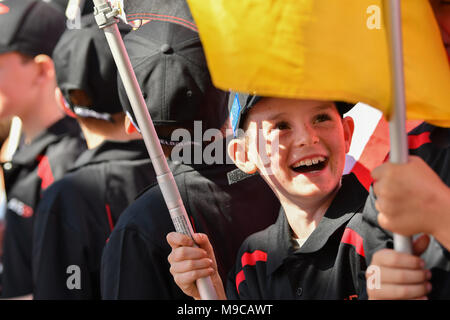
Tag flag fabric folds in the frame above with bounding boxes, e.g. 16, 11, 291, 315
187, 0, 450, 127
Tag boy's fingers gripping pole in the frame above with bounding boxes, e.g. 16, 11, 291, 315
386, 0, 412, 254
92, 0, 218, 300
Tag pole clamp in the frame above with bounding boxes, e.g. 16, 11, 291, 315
93, 0, 119, 28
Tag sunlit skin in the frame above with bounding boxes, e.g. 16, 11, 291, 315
0, 53, 38, 119
0, 52, 64, 143
242, 99, 353, 214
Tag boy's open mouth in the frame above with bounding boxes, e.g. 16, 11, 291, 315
290, 156, 328, 174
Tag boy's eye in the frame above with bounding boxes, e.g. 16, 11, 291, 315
274, 121, 290, 130
313, 113, 332, 124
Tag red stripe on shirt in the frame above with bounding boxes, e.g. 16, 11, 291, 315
236, 250, 267, 294
36, 155, 54, 190
408, 131, 431, 150
341, 228, 365, 257
235, 270, 245, 294
350, 161, 373, 191
241, 250, 268, 267
105, 204, 114, 232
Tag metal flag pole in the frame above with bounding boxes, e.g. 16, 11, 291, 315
92, 0, 219, 300
386, 0, 413, 254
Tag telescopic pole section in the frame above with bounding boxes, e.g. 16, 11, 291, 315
386, 0, 413, 254
92, 0, 219, 300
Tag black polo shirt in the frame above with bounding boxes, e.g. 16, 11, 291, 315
362, 122, 450, 300
1, 117, 86, 298
32, 139, 154, 299
100, 155, 281, 299
225, 173, 369, 300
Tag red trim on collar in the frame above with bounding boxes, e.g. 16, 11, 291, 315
341, 228, 365, 257
36, 155, 55, 190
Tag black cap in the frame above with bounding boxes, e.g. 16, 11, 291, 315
230, 93, 354, 137
0, 0, 65, 57
53, 15, 131, 120
46, 0, 94, 16
118, 20, 229, 132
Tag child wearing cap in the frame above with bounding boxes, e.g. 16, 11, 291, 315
100, 18, 280, 299
167, 95, 372, 299
30, 17, 157, 299
364, 0, 450, 300
0, 0, 86, 298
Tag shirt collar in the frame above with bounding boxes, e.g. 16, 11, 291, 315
71, 139, 149, 170
266, 173, 368, 275
11, 117, 81, 165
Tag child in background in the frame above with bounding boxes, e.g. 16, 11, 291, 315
0, 0, 86, 298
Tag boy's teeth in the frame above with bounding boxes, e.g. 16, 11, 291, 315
293, 156, 325, 168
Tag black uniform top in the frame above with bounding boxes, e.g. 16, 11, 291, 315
225, 173, 369, 300
1, 117, 86, 298
100, 150, 281, 299
362, 122, 450, 300
32, 139, 154, 299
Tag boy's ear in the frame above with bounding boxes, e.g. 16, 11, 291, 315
342, 116, 355, 154
124, 115, 137, 134
33, 54, 55, 84
227, 137, 257, 174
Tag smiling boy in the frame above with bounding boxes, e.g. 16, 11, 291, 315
167, 95, 371, 300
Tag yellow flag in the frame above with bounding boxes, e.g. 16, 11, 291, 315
187, 0, 450, 127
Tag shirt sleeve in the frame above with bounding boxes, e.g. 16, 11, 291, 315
351, 187, 394, 299
32, 186, 93, 299
225, 259, 242, 300
361, 187, 394, 265
100, 206, 190, 300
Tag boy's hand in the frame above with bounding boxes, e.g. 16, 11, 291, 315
167, 232, 226, 300
372, 155, 450, 239
366, 234, 432, 300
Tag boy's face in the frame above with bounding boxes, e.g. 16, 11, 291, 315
241, 98, 353, 205
429, 0, 450, 61
0, 52, 37, 119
